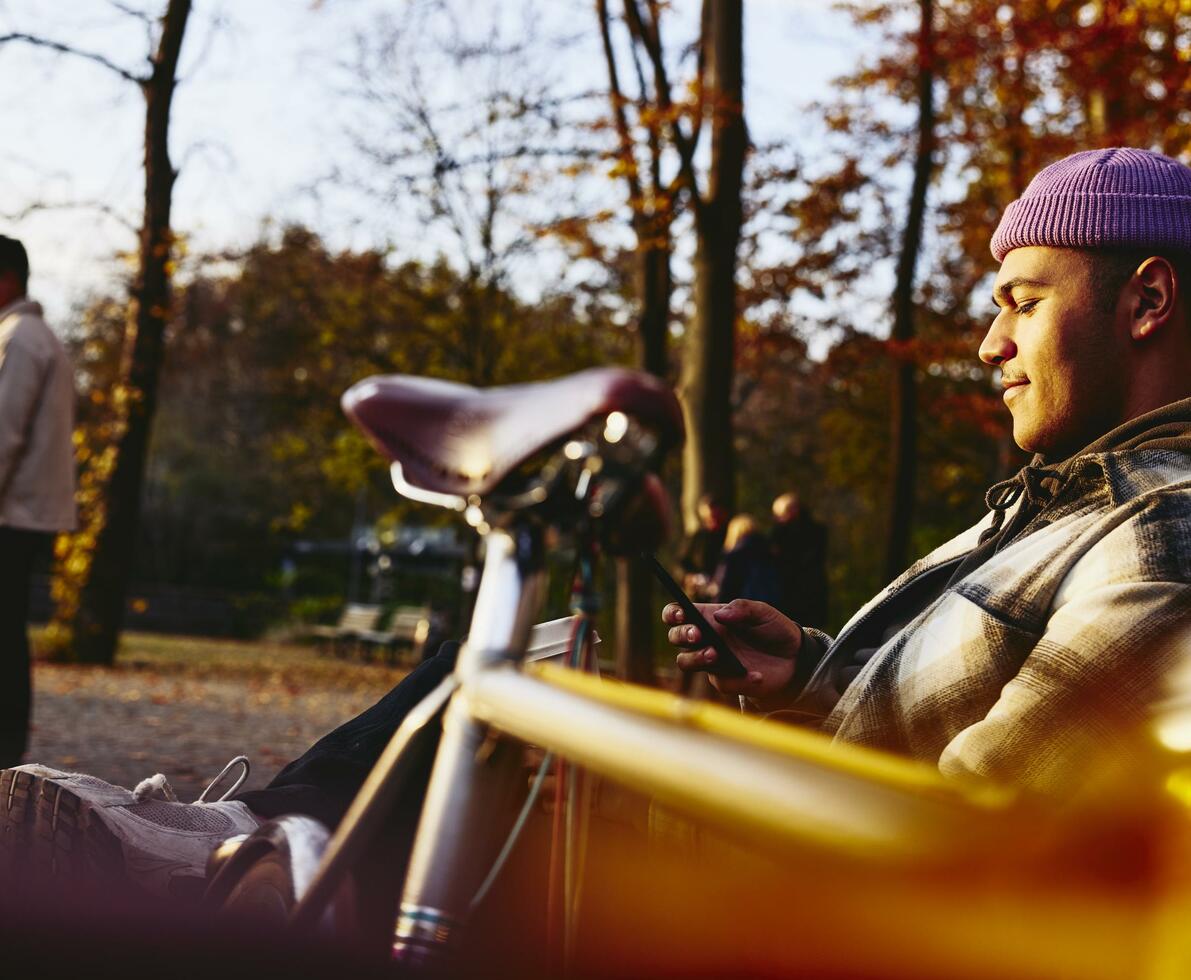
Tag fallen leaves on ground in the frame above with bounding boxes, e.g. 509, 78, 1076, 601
25, 631, 418, 800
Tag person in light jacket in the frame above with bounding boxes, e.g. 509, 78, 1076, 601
0, 236, 77, 767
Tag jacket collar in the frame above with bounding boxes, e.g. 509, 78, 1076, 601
0, 297, 43, 323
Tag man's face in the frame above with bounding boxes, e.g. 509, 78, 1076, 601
0, 271, 21, 310
980, 246, 1128, 457
698, 499, 727, 530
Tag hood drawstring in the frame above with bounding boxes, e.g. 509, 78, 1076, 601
977, 465, 1066, 545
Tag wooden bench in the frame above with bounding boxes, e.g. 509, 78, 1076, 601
359, 605, 439, 665
309, 603, 384, 658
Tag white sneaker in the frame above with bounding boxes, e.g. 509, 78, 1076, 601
0, 759, 260, 900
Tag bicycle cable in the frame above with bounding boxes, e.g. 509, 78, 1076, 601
468, 580, 596, 916
468, 745, 555, 914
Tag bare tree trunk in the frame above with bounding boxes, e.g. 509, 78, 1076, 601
598, 0, 673, 684
638, 223, 672, 377
884, 0, 934, 581
596, 0, 674, 381
612, 560, 654, 683
678, 0, 745, 534
598, 0, 744, 680
614, 227, 672, 685
70, 0, 192, 664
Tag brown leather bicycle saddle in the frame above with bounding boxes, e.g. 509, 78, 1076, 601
341, 368, 683, 498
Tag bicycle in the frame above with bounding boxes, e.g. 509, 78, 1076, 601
199, 367, 1174, 978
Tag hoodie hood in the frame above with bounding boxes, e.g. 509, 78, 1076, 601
1040, 395, 1191, 468
988, 397, 1191, 540
947, 397, 1191, 586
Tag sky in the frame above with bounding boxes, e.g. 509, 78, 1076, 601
0, 0, 863, 328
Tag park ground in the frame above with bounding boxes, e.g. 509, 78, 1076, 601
26, 632, 409, 802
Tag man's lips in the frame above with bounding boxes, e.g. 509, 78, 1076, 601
1002, 377, 1029, 399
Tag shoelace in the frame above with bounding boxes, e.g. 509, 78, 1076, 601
131, 756, 251, 805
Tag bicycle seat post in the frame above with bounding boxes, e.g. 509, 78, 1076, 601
392, 518, 546, 966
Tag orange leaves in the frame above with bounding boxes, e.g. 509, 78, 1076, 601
606, 157, 638, 180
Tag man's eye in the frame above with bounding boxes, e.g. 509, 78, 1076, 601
1016, 299, 1039, 315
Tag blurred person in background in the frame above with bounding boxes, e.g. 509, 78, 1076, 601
712, 514, 782, 606
769, 491, 828, 628
0, 236, 76, 768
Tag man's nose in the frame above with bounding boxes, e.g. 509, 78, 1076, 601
978, 314, 1016, 366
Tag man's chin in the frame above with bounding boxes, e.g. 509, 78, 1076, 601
1014, 423, 1089, 461
1011, 419, 1048, 456
1010, 418, 1033, 453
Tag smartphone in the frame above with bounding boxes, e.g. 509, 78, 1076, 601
643, 553, 747, 678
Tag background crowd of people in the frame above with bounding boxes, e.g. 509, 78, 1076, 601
679, 491, 828, 629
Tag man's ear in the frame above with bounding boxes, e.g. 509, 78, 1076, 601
1128, 256, 1177, 341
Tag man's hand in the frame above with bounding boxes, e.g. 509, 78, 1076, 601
663, 599, 802, 704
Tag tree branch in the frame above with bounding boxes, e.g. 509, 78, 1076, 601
597, 0, 645, 207
106, 0, 155, 49
106, 1, 155, 28
621, 0, 704, 216
0, 199, 138, 235
625, 15, 664, 200
688, 0, 708, 150
0, 32, 146, 84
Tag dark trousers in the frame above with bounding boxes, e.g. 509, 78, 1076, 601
235, 642, 461, 829
0, 527, 51, 768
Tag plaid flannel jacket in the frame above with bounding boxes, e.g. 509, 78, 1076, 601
795, 446, 1191, 795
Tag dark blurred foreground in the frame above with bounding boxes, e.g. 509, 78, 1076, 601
0, 782, 1176, 980
0, 886, 394, 980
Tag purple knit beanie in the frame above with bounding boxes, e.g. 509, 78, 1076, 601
990, 147, 1191, 262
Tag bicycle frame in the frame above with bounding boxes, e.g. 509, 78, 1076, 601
391, 524, 548, 963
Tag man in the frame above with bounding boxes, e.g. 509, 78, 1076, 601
768, 491, 828, 626
667, 146, 1191, 794
0, 237, 77, 767
3, 148, 1191, 895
